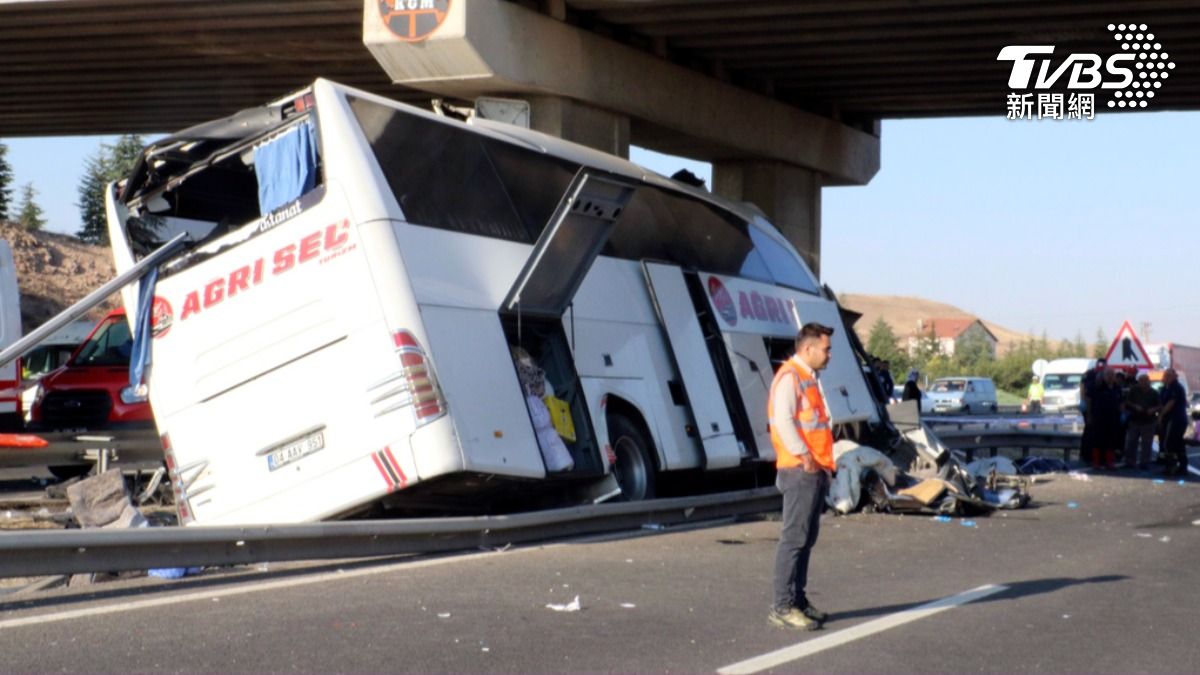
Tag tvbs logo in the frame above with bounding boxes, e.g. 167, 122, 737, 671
998, 45, 1134, 90
998, 24, 1174, 118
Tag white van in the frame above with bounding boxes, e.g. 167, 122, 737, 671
19, 319, 94, 422
1039, 358, 1093, 414
927, 376, 998, 414
105, 79, 882, 525
0, 241, 22, 430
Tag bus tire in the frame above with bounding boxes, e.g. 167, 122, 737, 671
609, 414, 656, 501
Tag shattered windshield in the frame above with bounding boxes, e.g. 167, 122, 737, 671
116, 91, 319, 263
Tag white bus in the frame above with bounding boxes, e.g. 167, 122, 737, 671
105, 79, 882, 525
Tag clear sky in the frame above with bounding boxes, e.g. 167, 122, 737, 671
4, 110, 1198, 345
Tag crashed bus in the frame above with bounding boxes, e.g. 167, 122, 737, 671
104, 79, 884, 525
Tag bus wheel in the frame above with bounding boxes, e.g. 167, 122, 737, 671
609, 414, 656, 501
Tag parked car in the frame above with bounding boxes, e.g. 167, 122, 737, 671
891, 385, 932, 414
29, 308, 153, 432
927, 377, 998, 414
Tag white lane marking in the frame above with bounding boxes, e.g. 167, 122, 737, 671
0, 545, 540, 631
717, 584, 1008, 675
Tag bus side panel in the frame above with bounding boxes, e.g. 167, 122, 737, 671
721, 331, 775, 460
571, 259, 704, 471
419, 304, 545, 478
699, 273, 879, 426
572, 322, 696, 472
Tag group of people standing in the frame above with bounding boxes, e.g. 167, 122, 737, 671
1079, 358, 1191, 475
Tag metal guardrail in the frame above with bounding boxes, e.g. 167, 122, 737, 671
934, 427, 1082, 463
0, 487, 780, 579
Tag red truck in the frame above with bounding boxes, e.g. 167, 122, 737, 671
1146, 342, 1200, 397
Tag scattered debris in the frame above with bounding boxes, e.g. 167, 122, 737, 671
546, 595, 581, 612
641, 523, 665, 531
437, 613, 451, 619
1069, 472, 1092, 482
1153, 479, 1165, 485
620, 603, 636, 609
1017, 457, 1069, 475
960, 520, 978, 528
1067, 502, 1079, 509
1159, 536, 1172, 543
1136, 532, 1152, 538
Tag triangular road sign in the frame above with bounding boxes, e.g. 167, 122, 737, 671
1104, 321, 1153, 369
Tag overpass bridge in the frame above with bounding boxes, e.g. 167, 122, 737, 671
2, 0, 1197, 272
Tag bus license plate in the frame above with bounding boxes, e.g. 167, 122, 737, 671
267, 431, 325, 471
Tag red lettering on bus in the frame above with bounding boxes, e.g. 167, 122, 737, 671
180, 291, 202, 320
738, 291, 754, 319
273, 245, 296, 275
750, 292, 767, 321
298, 231, 322, 263
203, 278, 225, 308
227, 266, 251, 298
325, 220, 349, 249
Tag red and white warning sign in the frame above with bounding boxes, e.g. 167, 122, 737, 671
1104, 321, 1153, 370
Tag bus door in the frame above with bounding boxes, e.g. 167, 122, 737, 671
500, 170, 638, 475
642, 262, 743, 470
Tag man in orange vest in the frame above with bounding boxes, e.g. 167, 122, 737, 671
767, 322, 835, 631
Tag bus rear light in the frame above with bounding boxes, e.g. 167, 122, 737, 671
391, 330, 446, 426
160, 433, 194, 525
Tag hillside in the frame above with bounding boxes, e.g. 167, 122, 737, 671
0, 222, 118, 332
839, 293, 1037, 355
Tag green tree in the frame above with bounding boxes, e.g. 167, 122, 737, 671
0, 141, 13, 221
76, 149, 112, 244
76, 134, 145, 244
16, 182, 46, 232
865, 318, 901, 361
1073, 331, 1088, 358
1093, 327, 1109, 360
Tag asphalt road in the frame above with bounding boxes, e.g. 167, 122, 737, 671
1, 464, 1197, 674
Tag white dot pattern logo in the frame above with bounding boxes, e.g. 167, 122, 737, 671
1108, 23, 1172, 110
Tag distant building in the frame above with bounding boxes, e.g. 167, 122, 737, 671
907, 318, 997, 359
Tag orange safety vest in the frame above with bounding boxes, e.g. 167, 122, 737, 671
768, 357, 834, 471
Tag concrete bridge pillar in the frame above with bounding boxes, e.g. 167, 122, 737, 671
363, 0, 879, 280
527, 96, 630, 158
713, 161, 822, 277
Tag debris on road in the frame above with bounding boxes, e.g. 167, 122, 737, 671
546, 595, 581, 612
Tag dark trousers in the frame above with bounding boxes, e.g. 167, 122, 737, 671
773, 467, 828, 611
1163, 418, 1188, 473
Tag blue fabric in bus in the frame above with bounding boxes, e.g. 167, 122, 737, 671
255, 122, 318, 215
129, 267, 157, 391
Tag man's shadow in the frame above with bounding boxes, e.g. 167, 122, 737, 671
833, 575, 1127, 622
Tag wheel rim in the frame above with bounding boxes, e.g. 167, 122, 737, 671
613, 434, 648, 500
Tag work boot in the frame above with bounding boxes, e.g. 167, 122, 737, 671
801, 603, 829, 623
1104, 451, 1116, 470
768, 607, 821, 631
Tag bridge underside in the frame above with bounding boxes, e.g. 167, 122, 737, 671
0, 1, 1195, 138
